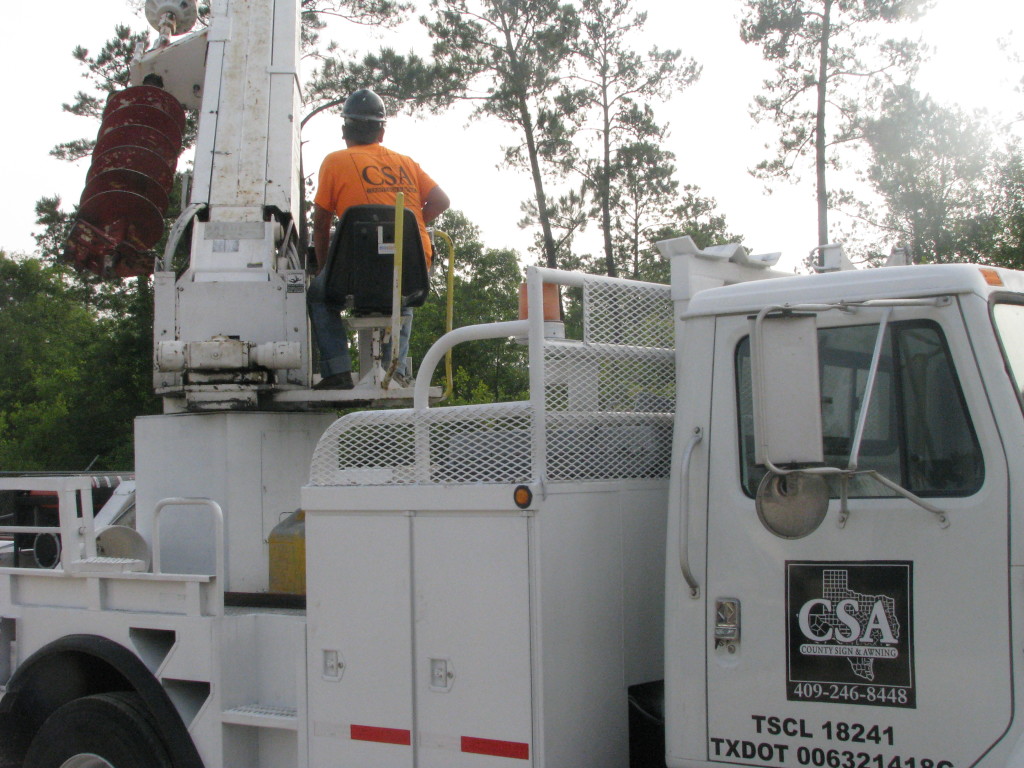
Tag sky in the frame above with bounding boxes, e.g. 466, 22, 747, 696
1, 0, 1021, 273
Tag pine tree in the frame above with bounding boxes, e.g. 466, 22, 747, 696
425, 0, 579, 268
567, 0, 698, 276
741, 0, 931, 248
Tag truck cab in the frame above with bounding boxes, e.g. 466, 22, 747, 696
666, 261, 1024, 768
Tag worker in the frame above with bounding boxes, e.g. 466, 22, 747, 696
308, 88, 450, 390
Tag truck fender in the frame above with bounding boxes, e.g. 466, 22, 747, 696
0, 634, 204, 768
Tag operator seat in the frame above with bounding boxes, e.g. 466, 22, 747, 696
322, 204, 429, 313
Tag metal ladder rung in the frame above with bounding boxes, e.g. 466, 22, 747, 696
222, 703, 299, 730
71, 557, 147, 573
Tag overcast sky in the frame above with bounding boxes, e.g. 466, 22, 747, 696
1, 0, 1021, 272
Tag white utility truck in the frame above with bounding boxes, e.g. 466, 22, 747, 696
2, 0, 1024, 767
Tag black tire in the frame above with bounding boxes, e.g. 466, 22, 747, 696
0, 711, 32, 768
23, 692, 173, 768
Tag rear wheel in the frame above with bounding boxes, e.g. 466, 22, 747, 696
0, 711, 32, 768
23, 692, 172, 768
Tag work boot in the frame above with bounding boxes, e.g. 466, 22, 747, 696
314, 371, 354, 390
391, 371, 413, 388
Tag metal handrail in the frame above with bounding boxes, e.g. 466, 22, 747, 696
414, 321, 530, 409
677, 428, 703, 599
0, 477, 118, 570
152, 497, 224, 588
434, 229, 456, 401
160, 203, 206, 271
0, 526, 62, 536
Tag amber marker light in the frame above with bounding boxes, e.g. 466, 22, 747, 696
980, 268, 1004, 287
513, 485, 533, 509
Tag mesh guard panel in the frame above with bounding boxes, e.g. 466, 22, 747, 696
308, 277, 675, 487
309, 404, 533, 486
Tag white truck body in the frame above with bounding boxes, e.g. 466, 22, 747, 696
0, 265, 678, 768
7, 253, 1024, 768
4, 0, 1024, 766
300, 268, 674, 767
666, 263, 1024, 768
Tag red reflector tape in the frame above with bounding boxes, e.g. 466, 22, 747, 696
350, 724, 412, 746
461, 736, 530, 759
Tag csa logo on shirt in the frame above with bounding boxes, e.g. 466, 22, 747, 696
361, 164, 413, 187
786, 561, 915, 708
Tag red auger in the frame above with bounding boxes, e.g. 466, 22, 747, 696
65, 84, 186, 278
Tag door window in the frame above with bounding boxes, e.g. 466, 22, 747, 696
737, 320, 983, 498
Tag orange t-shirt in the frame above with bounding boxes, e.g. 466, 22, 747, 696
314, 143, 439, 265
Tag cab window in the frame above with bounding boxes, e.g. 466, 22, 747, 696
737, 320, 983, 498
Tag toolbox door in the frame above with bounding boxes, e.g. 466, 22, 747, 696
701, 308, 1011, 768
412, 514, 533, 768
306, 513, 415, 768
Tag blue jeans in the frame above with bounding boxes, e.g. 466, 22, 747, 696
307, 271, 412, 378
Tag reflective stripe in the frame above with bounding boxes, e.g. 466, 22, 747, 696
461, 736, 530, 760
350, 724, 412, 746
346, 725, 528, 758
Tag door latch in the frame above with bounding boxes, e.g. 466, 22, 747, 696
429, 658, 455, 692
714, 598, 740, 651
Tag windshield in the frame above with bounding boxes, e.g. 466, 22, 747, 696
991, 302, 1024, 403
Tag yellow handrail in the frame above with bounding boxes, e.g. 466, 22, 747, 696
383, 193, 405, 388
380, 196, 456, 397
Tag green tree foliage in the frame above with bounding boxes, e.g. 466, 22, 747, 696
861, 86, 999, 263
19, 14, 232, 469
425, 0, 579, 269
567, 0, 699, 277
310, 0, 729, 283
614, 187, 742, 285
305, 50, 444, 120
741, 0, 931, 247
671, 188, 741, 253
518, 188, 590, 272
608, 112, 683, 279
53, 25, 151, 162
412, 211, 528, 403
302, 0, 411, 29
528, 120, 738, 284
991, 142, 1024, 268
301, 0, 454, 121
0, 254, 154, 471
546, 180, 739, 331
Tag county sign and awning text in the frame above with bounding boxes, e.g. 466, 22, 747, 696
786, 562, 915, 709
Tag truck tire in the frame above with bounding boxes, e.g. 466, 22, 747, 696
23, 692, 173, 768
0, 711, 31, 768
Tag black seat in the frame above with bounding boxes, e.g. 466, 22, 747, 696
322, 204, 429, 313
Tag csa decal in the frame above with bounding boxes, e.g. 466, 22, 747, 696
786, 562, 914, 708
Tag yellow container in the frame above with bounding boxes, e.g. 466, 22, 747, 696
268, 509, 306, 595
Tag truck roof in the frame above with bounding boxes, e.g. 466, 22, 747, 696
684, 262, 1024, 317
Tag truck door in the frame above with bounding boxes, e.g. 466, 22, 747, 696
702, 307, 1011, 768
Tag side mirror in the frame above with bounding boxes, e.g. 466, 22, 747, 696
750, 313, 824, 468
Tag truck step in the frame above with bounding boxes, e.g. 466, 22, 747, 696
221, 704, 298, 730
70, 556, 147, 573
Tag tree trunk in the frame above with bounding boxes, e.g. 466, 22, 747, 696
501, 23, 559, 270
600, 79, 617, 277
631, 219, 640, 277
520, 102, 560, 269
815, 0, 832, 249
